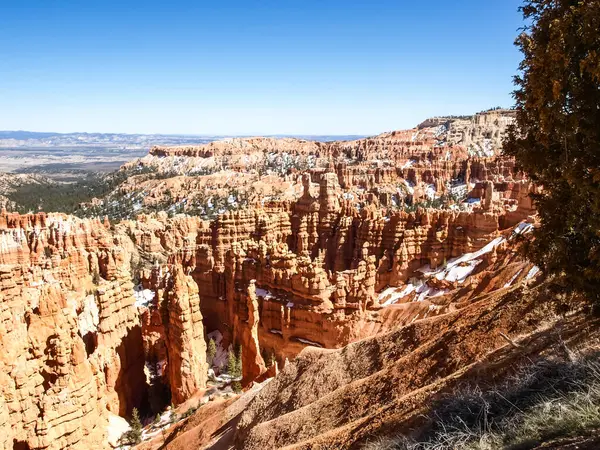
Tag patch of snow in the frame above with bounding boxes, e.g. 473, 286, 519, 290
525, 265, 541, 280
504, 269, 524, 288
425, 184, 437, 200
414, 284, 448, 302
286, 302, 294, 308
107, 413, 130, 448
207, 330, 228, 370
140, 410, 174, 442
402, 179, 415, 195
418, 236, 505, 285
512, 222, 534, 237
255, 287, 274, 299
270, 329, 283, 335
401, 159, 415, 169
436, 259, 481, 283
295, 337, 323, 348
133, 284, 155, 307
78, 294, 99, 336
378, 284, 416, 306
450, 183, 467, 196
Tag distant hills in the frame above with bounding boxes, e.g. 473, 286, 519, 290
0, 131, 366, 150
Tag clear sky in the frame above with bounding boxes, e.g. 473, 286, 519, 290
0, 0, 524, 135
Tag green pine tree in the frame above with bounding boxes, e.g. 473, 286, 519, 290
207, 338, 217, 367
130, 408, 143, 443
227, 349, 237, 376
505, 0, 600, 304
119, 407, 143, 445
235, 345, 243, 378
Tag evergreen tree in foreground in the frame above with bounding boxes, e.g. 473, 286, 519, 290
207, 338, 216, 367
236, 345, 243, 378
505, 0, 600, 304
119, 407, 143, 445
130, 408, 143, 443
227, 348, 237, 376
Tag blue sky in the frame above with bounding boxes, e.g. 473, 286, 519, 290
0, 0, 524, 135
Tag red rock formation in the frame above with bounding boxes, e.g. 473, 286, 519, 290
162, 266, 208, 404
1, 110, 543, 449
0, 213, 147, 449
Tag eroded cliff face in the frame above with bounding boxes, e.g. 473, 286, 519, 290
0, 211, 211, 450
0, 110, 541, 449
119, 159, 535, 377
0, 212, 146, 449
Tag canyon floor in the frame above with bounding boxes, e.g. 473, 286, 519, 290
1, 109, 598, 450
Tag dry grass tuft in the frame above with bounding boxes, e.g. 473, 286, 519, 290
364, 352, 600, 450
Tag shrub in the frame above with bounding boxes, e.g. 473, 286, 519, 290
364, 352, 600, 450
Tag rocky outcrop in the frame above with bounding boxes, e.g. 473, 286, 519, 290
162, 266, 208, 404
0, 213, 147, 450
120, 160, 536, 368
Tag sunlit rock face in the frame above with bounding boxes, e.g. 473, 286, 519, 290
0, 110, 541, 449
0, 213, 149, 449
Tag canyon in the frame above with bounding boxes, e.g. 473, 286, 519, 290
1, 109, 587, 450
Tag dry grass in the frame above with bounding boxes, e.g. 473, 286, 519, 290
365, 351, 600, 450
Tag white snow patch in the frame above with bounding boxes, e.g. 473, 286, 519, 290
425, 184, 437, 200
402, 179, 415, 195
512, 222, 534, 237
437, 260, 481, 283
423, 236, 505, 283
140, 410, 175, 442
435, 237, 505, 283
378, 284, 417, 306
107, 413, 130, 448
255, 287, 274, 299
134, 285, 155, 307
414, 284, 448, 302
78, 294, 99, 336
526, 265, 541, 280
504, 269, 524, 288
207, 330, 228, 370
450, 183, 468, 196
295, 337, 323, 348
270, 329, 283, 335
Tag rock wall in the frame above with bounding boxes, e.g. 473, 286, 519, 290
0, 212, 150, 449
122, 162, 535, 374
